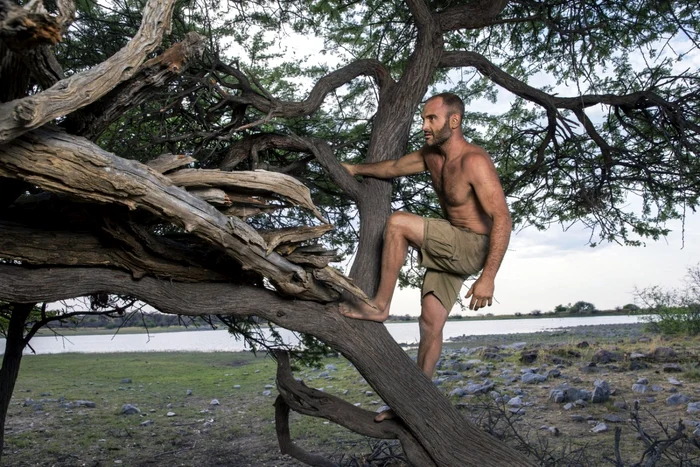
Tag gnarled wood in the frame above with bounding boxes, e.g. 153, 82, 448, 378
187, 187, 231, 207
260, 225, 334, 254
146, 153, 197, 174
0, 0, 75, 50
0, 0, 176, 144
167, 168, 327, 222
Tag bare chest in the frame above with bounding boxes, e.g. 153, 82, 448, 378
426, 157, 473, 206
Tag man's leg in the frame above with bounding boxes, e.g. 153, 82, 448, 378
417, 292, 449, 378
340, 212, 424, 322
374, 292, 449, 422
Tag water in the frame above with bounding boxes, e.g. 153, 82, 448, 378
2, 314, 645, 355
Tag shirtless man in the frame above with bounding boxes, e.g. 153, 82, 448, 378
339, 92, 512, 421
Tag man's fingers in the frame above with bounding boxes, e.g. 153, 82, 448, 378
488, 297, 493, 307
465, 286, 474, 299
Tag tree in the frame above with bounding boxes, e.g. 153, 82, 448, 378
553, 304, 568, 313
0, 0, 698, 465
569, 301, 597, 314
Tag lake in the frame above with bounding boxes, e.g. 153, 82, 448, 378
0, 314, 646, 355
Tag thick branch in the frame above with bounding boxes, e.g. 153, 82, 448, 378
0, 0, 75, 50
64, 32, 206, 139
215, 59, 394, 119
436, 0, 509, 32
274, 396, 336, 467
0, 0, 176, 144
0, 128, 336, 301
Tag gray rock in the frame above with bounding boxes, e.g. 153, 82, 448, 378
613, 401, 628, 410
120, 378, 132, 384
636, 377, 649, 385
549, 390, 565, 403
563, 403, 574, 411
591, 380, 611, 403
140, 420, 153, 426
591, 422, 609, 433
687, 402, 700, 414
629, 352, 647, 360
464, 380, 494, 395
649, 347, 677, 362
663, 363, 683, 373
549, 426, 560, 436
694, 426, 700, 438
507, 397, 523, 407
650, 385, 664, 392
166, 412, 176, 417
520, 350, 539, 364
666, 394, 691, 406
592, 349, 621, 364
75, 400, 96, 408
262, 390, 272, 396
522, 373, 547, 384
476, 369, 491, 378
604, 414, 624, 423
233, 385, 241, 389
325, 364, 337, 371
23, 399, 34, 407
668, 377, 682, 386
186, 389, 193, 396
264, 384, 275, 389
210, 399, 220, 406
574, 399, 589, 408
502, 342, 528, 351
318, 371, 330, 378
632, 384, 648, 393
570, 414, 586, 422
121, 404, 140, 415
365, 391, 374, 396
449, 388, 466, 397
546, 369, 561, 379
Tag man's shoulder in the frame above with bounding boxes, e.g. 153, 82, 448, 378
458, 144, 492, 167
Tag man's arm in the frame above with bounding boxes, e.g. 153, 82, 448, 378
464, 153, 512, 311
342, 150, 427, 179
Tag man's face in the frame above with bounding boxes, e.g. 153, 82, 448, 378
421, 98, 453, 148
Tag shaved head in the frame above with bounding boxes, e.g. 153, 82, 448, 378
426, 93, 465, 124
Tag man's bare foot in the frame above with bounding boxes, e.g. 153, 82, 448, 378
338, 298, 388, 322
374, 408, 396, 422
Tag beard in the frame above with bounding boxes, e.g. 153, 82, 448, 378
426, 120, 452, 148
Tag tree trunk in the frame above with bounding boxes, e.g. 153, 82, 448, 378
0, 302, 33, 463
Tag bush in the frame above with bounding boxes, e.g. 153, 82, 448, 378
569, 301, 597, 314
553, 304, 568, 313
633, 264, 700, 336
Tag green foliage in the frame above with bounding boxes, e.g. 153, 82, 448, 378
634, 264, 700, 336
568, 301, 597, 314
553, 304, 568, 313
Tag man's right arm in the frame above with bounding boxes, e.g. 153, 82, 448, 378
342, 150, 426, 179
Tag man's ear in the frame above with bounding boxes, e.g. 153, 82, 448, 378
450, 115, 459, 129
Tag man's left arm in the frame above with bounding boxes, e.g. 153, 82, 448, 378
464, 154, 512, 311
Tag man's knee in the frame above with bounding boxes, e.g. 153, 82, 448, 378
420, 295, 448, 334
384, 212, 423, 244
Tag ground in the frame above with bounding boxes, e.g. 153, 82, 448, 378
3, 324, 700, 466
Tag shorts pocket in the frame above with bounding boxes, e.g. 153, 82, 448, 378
425, 222, 459, 261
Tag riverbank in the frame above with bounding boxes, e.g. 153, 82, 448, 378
5, 322, 699, 466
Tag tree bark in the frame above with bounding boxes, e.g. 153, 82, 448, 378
0, 302, 34, 465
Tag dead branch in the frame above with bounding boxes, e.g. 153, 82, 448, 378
0, 0, 177, 144
0, 0, 75, 50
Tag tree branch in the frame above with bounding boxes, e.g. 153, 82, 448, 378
0, 0, 177, 144
436, 0, 509, 32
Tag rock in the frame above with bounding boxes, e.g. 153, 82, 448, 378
482, 352, 503, 361
140, 420, 153, 426
591, 380, 611, 403
592, 349, 621, 364
449, 388, 466, 397
262, 390, 272, 396
649, 347, 677, 362
549, 390, 565, 403
325, 364, 337, 371
613, 401, 628, 410
233, 385, 241, 389
666, 394, 691, 406
121, 404, 140, 415
574, 399, 589, 408
75, 400, 96, 408
452, 361, 475, 372
476, 369, 491, 378
186, 389, 193, 396
632, 384, 648, 393
502, 342, 528, 351
507, 397, 523, 408
318, 371, 330, 378
520, 350, 539, 364
264, 384, 274, 389
630, 360, 649, 370
668, 377, 682, 386
563, 403, 574, 411
546, 369, 562, 378
464, 380, 494, 395
166, 412, 176, 417
650, 385, 664, 392
629, 352, 647, 360
687, 402, 700, 414
210, 399, 220, 406
365, 391, 374, 396
576, 341, 590, 348
522, 373, 547, 384
23, 399, 34, 407
637, 377, 649, 385
120, 378, 132, 384
663, 363, 683, 373
591, 423, 609, 433
604, 414, 624, 423
548, 426, 560, 436
570, 414, 586, 422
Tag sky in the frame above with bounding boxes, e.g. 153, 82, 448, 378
227, 15, 700, 317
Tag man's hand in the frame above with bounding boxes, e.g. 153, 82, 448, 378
465, 276, 494, 311
341, 162, 357, 176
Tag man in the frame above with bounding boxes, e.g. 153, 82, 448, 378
339, 92, 512, 421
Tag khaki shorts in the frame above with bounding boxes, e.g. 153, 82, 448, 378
419, 218, 489, 312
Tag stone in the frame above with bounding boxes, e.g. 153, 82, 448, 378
632, 384, 648, 393
604, 414, 624, 423
476, 369, 491, 378
120, 378, 132, 384
592, 349, 621, 364
507, 397, 523, 407
613, 401, 628, 410
549, 390, 565, 403
666, 394, 691, 406
166, 412, 176, 417
140, 420, 153, 426
563, 403, 574, 411
75, 400, 96, 408
325, 364, 337, 371
449, 388, 466, 397
663, 363, 683, 373
591, 380, 611, 403
234, 385, 241, 389
520, 350, 539, 364
210, 399, 220, 406
318, 371, 330, 378
687, 402, 700, 415
649, 347, 677, 362
502, 342, 528, 351
464, 380, 494, 395
264, 384, 275, 389
186, 389, 192, 396
570, 414, 586, 422
650, 385, 664, 392
629, 352, 647, 360
591, 423, 609, 433
121, 404, 140, 415
546, 369, 562, 378
522, 373, 547, 384
637, 377, 649, 385
668, 377, 682, 386
262, 390, 272, 396
630, 360, 649, 370
576, 341, 590, 348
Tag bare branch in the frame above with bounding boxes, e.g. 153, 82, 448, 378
0, 0, 177, 144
